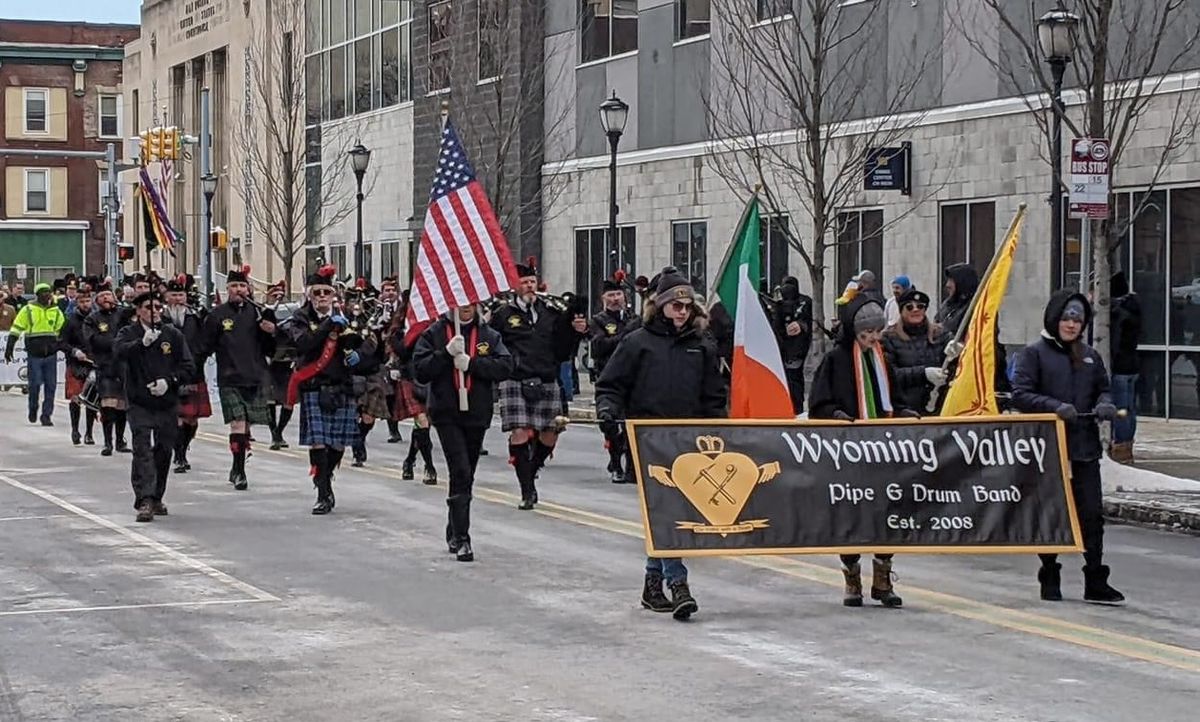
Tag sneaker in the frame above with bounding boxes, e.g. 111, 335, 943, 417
83, 433, 95, 445
154, 501, 169, 516
135, 501, 155, 523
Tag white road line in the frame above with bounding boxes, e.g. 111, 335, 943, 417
0, 515, 67, 522
0, 472, 280, 603
0, 598, 272, 618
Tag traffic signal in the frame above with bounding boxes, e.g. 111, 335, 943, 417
162, 127, 179, 160
211, 226, 227, 250
117, 243, 135, 261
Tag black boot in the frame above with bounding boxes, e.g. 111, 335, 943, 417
447, 494, 473, 562
668, 579, 698, 620
512, 443, 537, 510
870, 557, 903, 608
1083, 565, 1125, 605
229, 433, 249, 490
84, 410, 96, 445
326, 448, 343, 509
386, 419, 402, 443
402, 431, 420, 480
114, 412, 130, 453
640, 571, 673, 613
417, 428, 437, 485
101, 417, 114, 456
1038, 561, 1063, 601
173, 431, 189, 474
311, 448, 333, 515
69, 404, 81, 445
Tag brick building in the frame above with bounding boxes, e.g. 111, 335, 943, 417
0, 19, 139, 286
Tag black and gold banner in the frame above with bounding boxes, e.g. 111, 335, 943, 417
628, 415, 1082, 557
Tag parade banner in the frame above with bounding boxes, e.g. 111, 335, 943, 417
628, 416, 1082, 557
0, 332, 68, 387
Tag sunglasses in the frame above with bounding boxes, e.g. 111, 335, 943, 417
667, 300, 693, 312
903, 303, 928, 312
311, 288, 336, 297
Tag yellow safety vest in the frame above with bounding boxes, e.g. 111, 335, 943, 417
10, 302, 66, 339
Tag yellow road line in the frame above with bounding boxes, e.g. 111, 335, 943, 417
193, 430, 1200, 673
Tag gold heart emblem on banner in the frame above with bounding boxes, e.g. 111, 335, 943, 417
649, 437, 781, 535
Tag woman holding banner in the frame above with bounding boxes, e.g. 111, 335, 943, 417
1012, 291, 1124, 605
809, 293, 919, 608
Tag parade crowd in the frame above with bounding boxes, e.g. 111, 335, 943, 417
1, 259, 1139, 620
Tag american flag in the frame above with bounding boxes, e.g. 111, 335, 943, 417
406, 121, 518, 338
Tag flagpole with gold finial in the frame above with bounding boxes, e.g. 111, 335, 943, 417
439, 100, 470, 412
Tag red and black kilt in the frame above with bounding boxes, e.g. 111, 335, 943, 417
178, 382, 213, 420
63, 373, 86, 401
393, 379, 426, 420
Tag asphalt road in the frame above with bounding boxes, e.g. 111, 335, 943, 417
0, 393, 1197, 721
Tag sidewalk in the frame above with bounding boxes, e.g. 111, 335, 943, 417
567, 376, 1200, 535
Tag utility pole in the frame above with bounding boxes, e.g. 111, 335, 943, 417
199, 87, 214, 301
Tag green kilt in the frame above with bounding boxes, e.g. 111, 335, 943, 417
219, 385, 272, 425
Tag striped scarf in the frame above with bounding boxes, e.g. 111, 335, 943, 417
853, 344, 893, 419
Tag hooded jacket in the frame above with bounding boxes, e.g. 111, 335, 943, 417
595, 304, 727, 421
1109, 273, 1142, 376
809, 295, 909, 419
935, 263, 980, 335
1012, 290, 1111, 462
412, 314, 514, 427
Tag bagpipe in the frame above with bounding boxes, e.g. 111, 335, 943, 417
483, 289, 590, 317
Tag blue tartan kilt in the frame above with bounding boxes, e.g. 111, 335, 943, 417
298, 391, 359, 449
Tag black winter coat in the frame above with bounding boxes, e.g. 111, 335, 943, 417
1110, 293, 1142, 376
935, 263, 980, 335
809, 295, 909, 419
163, 307, 207, 384
770, 290, 813, 368
282, 304, 352, 393
492, 298, 585, 381
83, 305, 128, 394
588, 308, 640, 376
59, 308, 92, 378
113, 323, 196, 411
1012, 291, 1111, 462
882, 321, 950, 411
595, 313, 727, 420
201, 301, 275, 388
412, 316, 513, 427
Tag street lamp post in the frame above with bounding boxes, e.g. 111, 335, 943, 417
348, 142, 372, 282
200, 172, 218, 304
598, 91, 630, 277
1038, 8, 1079, 288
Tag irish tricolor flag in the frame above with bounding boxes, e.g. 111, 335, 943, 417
712, 196, 794, 419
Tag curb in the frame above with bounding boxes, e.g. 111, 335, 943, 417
568, 406, 596, 423
1104, 494, 1200, 536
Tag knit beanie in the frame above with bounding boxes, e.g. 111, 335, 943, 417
653, 270, 696, 309
853, 301, 886, 333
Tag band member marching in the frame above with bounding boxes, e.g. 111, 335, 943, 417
413, 302, 513, 561
344, 280, 390, 467
282, 265, 361, 515
490, 259, 589, 510
84, 279, 132, 455
164, 275, 211, 473
387, 293, 438, 484
201, 266, 276, 490
809, 292, 919, 608
379, 276, 404, 444
589, 274, 641, 483
60, 277, 98, 445
264, 279, 296, 450
114, 290, 195, 522
596, 269, 727, 620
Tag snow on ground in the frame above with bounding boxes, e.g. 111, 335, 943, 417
1101, 457, 1200, 494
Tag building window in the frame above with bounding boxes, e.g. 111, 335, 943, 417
25, 169, 49, 213
23, 88, 48, 133
354, 36, 372, 113
580, 0, 638, 64
675, 0, 710, 40
306, 54, 324, 125
759, 214, 790, 292
478, 0, 501, 81
575, 225, 637, 315
671, 220, 707, 296
940, 201, 995, 277
835, 209, 884, 292
381, 240, 401, 280
428, 1, 453, 92
328, 44, 348, 119
328, 244, 348, 275
757, 0, 792, 21
98, 94, 120, 138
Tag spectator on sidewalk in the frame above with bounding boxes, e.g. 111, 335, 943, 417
1109, 272, 1141, 463
884, 275, 913, 330
0, 289, 16, 331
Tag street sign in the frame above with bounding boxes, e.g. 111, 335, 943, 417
15, 264, 27, 280
864, 142, 912, 196
1068, 137, 1110, 219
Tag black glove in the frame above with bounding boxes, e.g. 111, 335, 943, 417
1094, 402, 1118, 421
832, 410, 854, 422
597, 409, 616, 423
897, 408, 922, 419
3, 336, 15, 364
1055, 403, 1078, 422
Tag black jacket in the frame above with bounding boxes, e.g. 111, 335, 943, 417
882, 321, 950, 411
113, 322, 196, 411
492, 298, 584, 381
809, 295, 909, 419
83, 305, 128, 385
412, 316, 513, 427
770, 289, 813, 368
1012, 291, 1111, 462
201, 301, 274, 388
163, 306, 207, 384
1110, 281, 1141, 376
281, 304, 352, 392
59, 308, 93, 377
595, 312, 727, 420
935, 263, 980, 336
588, 308, 640, 377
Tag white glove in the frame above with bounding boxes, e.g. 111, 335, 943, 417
147, 378, 169, 397
388, 368, 402, 381
925, 367, 948, 385
142, 327, 161, 347
73, 348, 87, 361
453, 353, 471, 372
944, 340, 964, 359
446, 334, 465, 357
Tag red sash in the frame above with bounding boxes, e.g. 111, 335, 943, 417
286, 335, 340, 408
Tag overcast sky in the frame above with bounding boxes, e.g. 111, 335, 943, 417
3, 1, 140, 25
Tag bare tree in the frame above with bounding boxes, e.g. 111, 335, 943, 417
434, 0, 573, 259
231, 0, 372, 289
704, 0, 944, 341
957, 0, 1200, 364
